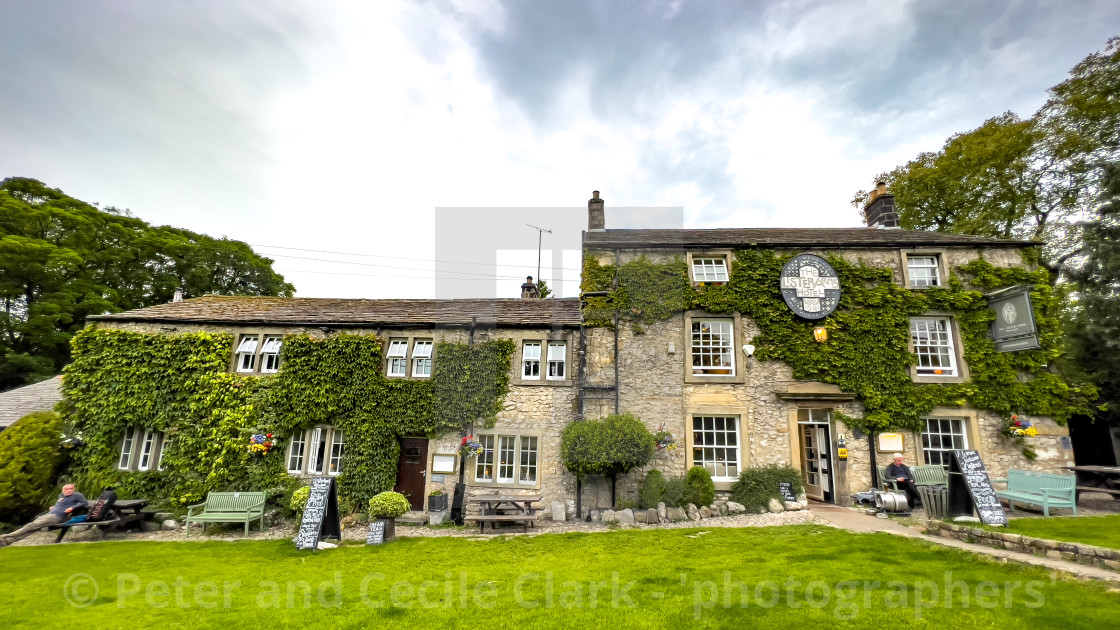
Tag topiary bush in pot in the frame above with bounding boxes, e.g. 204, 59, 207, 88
368, 491, 411, 542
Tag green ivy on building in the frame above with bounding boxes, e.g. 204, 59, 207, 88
580, 250, 1095, 433
62, 329, 514, 507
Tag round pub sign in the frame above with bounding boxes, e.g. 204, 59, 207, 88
779, 254, 841, 320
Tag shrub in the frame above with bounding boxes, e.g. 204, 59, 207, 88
0, 411, 65, 524
639, 470, 667, 509
560, 413, 656, 481
729, 464, 805, 512
368, 491, 411, 518
683, 466, 715, 507
289, 485, 311, 513
662, 476, 684, 507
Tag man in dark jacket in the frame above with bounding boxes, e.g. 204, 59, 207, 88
886, 453, 922, 509
0, 484, 87, 547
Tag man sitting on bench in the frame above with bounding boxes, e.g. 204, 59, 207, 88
0, 484, 86, 547
886, 453, 922, 509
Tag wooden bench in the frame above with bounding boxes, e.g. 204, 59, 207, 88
878, 465, 948, 492
464, 513, 540, 533
184, 492, 267, 537
992, 469, 1077, 517
47, 499, 149, 543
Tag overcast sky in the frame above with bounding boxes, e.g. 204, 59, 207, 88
2, 1, 1117, 299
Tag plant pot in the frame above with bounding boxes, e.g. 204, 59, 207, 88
376, 517, 397, 542
428, 494, 448, 512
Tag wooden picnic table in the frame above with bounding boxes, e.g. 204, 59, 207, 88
48, 499, 150, 543
465, 494, 543, 533
1065, 465, 1120, 501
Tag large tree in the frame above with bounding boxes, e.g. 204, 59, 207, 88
0, 177, 294, 390
1067, 164, 1120, 422
854, 37, 1120, 278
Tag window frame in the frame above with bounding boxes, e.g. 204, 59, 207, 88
901, 251, 946, 289
683, 312, 744, 384
387, 338, 409, 377
909, 315, 969, 382
920, 417, 969, 468
259, 336, 283, 373
136, 428, 159, 471
689, 415, 742, 482
118, 427, 137, 470
469, 431, 541, 489
412, 339, 433, 378
232, 333, 284, 375
522, 342, 542, 380
686, 250, 733, 286
118, 427, 165, 472
287, 425, 345, 477
691, 319, 735, 377
546, 342, 566, 381
235, 336, 259, 373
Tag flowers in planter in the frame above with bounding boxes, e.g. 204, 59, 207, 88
248, 433, 276, 455
368, 491, 411, 519
1001, 415, 1039, 438
654, 426, 677, 451
460, 435, 484, 459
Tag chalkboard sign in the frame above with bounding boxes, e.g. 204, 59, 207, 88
948, 450, 1007, 526
778, 482, 797, 503
295, 476, 342, 550
366, 521, 385, 545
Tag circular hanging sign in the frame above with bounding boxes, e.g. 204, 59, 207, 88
779, 254, 841, 320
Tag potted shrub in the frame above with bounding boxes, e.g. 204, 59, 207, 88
428, 488, 448, 512
368, 491, 411, 542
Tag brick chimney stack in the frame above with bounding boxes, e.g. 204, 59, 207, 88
521, 275, 540, 299
864, 182, 900, 229
588, 190, 605, 231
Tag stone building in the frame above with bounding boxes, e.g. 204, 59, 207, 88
580, 186, 1075, 506
75, 185, 1077, 518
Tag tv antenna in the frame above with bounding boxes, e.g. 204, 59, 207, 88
527, 223, 552, 292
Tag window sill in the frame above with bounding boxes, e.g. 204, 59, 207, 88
515, 379, 574, 387
911, 373, 967, 384
684, 373, 743, 385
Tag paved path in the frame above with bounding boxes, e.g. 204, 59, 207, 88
810, 503, 1120, 583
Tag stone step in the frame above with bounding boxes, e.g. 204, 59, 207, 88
396, 511, 429, 525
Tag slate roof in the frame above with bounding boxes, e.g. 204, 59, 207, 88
89, 296, 582, 327
0, 375, 63, 428
583, 228, 1038, 249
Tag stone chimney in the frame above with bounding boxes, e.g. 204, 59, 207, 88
864, 182, 900, 229
588, 190, 605, 231
172, 287, 184, 302
520, 275, 539, 299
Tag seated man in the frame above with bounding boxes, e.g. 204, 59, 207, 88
886, 453, 922, 509
0, 484, 87, 547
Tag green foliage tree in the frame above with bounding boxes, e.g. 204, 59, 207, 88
1067, 163, 1120, 425
535, 279, 552, 299
0, 177, 294, 391
852, 38, 1120, 278
0, 411, 64, 524
683, 466, 715, 508
560, 413, 656, 509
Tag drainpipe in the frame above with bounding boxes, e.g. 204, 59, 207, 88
613, 248, 620, 415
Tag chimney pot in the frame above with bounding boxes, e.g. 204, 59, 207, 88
521, 275, 540, 299
588, 190, 605, 231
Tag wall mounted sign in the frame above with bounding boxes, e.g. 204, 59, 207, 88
779, 254, 841, 320
876, 433, 904, 453
988, 288, 1039, 352
431, 454, 457, 474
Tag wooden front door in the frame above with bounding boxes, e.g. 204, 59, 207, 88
395, 438, 428, 511
799, 424, 832, 502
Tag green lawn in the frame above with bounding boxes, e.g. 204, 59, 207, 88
1, 526, 1117, 628
999, 514, 1120, 550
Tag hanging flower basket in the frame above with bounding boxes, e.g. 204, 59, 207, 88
248, 433, 277, 456
654, 425, 677, 451
460, 435, 484, 458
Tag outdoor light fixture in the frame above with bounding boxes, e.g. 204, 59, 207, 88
813, 327, 828, 342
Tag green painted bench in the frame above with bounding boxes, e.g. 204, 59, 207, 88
184, 492, 267, 537
878, 465, 948, 493
992, 469, 1077, 517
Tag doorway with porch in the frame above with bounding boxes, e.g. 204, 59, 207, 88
797, 408, 834, 503
394, 437, 429, 511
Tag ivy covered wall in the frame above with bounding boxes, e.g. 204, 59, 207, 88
62, 329, 515, 506
580, 249, 1095, 433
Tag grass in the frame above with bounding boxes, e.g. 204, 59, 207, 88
1, 525, 1117, 628
993, 514, 1120, 550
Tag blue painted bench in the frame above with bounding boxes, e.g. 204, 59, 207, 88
992, 469, 1077, 517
